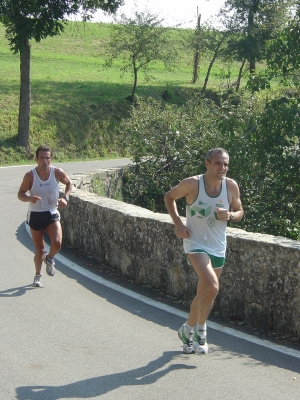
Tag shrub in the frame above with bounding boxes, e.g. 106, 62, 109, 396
121, 96, 231, 214
120, 93, 300, 240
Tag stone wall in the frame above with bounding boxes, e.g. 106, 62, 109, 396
60, 170, 300, 337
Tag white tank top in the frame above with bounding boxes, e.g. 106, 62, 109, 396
183, 174, 230, 257
28, 166, 59, 213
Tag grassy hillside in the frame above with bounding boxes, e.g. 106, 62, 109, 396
0, 21, 241, 164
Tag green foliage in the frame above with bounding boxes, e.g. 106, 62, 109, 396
0, 7, 299, 241
105, 7, 178, 101
121, 97, 228, 214
0, 0, 124, 149
121, 93, 300, 240
220, 0, 296, 71
205, 91, 300, 240
267, 9, 300, 87
246, 70, 272, 92
0, 21, 231, 164
245, 96, 300, 239
247, 9, 300, 92
93, 174, 124, 201
0, 0, 122, 53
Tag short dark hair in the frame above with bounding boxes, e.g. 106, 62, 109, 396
35, 146, 53, 158
205, 148, 229, 163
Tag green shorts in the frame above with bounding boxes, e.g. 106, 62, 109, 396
187, 249, 225, 269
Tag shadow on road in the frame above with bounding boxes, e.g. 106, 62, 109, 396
14, 222, 300, 377
0, 285, 36, 296
16, 351, 195, 399
15, 221, 35, 253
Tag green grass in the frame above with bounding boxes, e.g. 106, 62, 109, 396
0, 21, 248, 165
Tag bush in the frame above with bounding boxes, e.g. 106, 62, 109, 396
121, 96, 233, 214
240, 96, 300, 240
120, 92, 300, 240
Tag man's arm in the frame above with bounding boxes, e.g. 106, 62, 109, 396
17, 171, 41, 204
164, 177, 196, 239
227, 178, 244, 222
55, 168, 73, 209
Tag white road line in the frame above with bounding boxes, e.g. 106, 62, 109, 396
25, 222, 300, 360
0, 164, 33, 169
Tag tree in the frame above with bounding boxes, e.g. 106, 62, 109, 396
219, 0, 295, 73
0, 0, 122, 150
191, 10, 201, 84
247, 9, 300, 91
121, 97, 221, 213
200, 28, 230, 95
267, 9, 300, 86
105, 6, 178, 102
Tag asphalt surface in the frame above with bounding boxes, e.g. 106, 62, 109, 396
1, 159, 300, 400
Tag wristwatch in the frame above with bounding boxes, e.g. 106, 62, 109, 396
229, 213, 234, 220
63, 195, 69, 202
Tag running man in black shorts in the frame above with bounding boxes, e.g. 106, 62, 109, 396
18, 146, 72, 287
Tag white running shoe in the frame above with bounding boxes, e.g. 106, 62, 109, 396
33, 274, 43, 287
178, 324, 194, 354
44, 254, 55, 276
193, 329, 208, 354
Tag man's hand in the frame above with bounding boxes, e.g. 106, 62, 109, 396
30, 196, 41, 204
175, 223, 191, 239
216, 207, 230, 221
57, 198, 68, 209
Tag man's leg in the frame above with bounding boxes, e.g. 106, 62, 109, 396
186, 280, 204, 327
43, 221, 62, 277
186, 253, 222, 354
187, 253, 223, 327
45, 220, 62, 260
188, 253, 222, 325
30, 228, 46, 275
30, 228, 46, 287
178, 253, 223, 353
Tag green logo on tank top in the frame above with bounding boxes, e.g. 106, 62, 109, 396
187, 204, 211, 218
207, 217, 215, 227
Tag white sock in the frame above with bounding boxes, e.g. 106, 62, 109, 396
195, 322, 207, 332
184, 322, 194, 335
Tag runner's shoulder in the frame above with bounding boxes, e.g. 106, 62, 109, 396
226, 177, 240, 194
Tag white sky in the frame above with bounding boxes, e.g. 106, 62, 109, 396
92, 0, 226, 28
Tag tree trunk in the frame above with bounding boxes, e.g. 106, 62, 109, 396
200, 40, 223, 96
17, 39, 31, 150
192, 13, 201, 84
236, 57, 246, 92
192, 51, 200, 84
248, 1, 259, 73
128, 63, 138, 102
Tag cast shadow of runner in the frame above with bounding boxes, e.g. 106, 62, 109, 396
15, 221, 35, 252
16, 351, 196, 400
0, 285, 36, 296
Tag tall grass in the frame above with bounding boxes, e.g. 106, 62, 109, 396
0, 21, 243, 164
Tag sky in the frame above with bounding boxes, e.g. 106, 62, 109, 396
92, 0, 226, 28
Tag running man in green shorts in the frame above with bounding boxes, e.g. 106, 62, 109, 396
164, 148, 244, 354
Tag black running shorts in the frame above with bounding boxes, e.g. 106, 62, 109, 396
27, 211, 60, 231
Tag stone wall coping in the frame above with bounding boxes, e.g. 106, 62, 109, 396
69, 185, 300, 250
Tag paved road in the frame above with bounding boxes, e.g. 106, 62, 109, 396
1, 159, 300, 400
